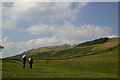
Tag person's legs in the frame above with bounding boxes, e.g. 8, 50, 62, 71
22, 60, 26, 68
23, 64, 26, 68
30, 63, 32, 69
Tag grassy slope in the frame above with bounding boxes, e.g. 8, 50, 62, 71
7, 38, 119, 60
30, 46, 94, 59
26, 38, 119, 59
6, 44, 71, 60
2, 38, 119, 78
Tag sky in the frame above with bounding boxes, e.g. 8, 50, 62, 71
2, 2, 118, 58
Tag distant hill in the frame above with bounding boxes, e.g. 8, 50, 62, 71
5, 37, 119, 60
76, 37, 109, 47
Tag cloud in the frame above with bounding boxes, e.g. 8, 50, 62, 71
26, 24, 54, 35
106, 35, 119, 38
2, 4, 17, 30
26, 22, 111, 43
3, 2, 87, 30
0, 2, 2, 44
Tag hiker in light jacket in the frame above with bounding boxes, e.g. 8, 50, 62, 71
28, 57, 33, 69
21, 55, 26, 68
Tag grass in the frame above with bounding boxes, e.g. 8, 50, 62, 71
106, 37, 119, 43
2, 47, 118, 78
92, 41, 119, 51
30, 46, 94, 59
2, 60, 118, 78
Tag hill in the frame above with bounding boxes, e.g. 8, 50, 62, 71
76, 37, 109, 47
5, 37, 119, 60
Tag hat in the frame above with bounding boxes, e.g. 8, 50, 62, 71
22, 55, 26, 58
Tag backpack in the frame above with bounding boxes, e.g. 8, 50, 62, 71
28, 57, 33, 63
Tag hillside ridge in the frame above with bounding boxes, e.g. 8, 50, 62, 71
5, 37, 119, 60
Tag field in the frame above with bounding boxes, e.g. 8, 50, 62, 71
2, 37, 119, 78
2, 48, 118, 78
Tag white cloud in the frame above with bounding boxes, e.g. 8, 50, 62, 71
106, 35, 119, 38
26, 24, 54, 35
26, 22, 111, 43
2, 5, 17, 30
3, 2, 87, 30
0, 2, 2, 44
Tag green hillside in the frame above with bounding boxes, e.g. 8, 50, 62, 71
76, 37, 109, 47
5, 37, 119, 60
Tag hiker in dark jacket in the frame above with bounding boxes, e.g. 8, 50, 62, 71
21, 55, 26, 68
28, 57, 33, 69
